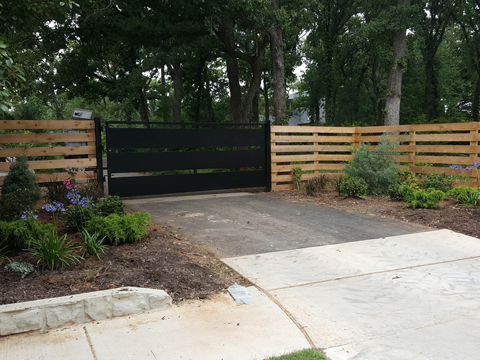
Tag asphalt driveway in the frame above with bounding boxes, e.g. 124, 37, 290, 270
124, 192, 428, 257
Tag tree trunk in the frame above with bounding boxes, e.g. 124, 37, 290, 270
136, 87, 150, 128
423, 55, 440, 122
170, 63, 184, 123
52, 95, 64, 120
384, 0, 409, 126
241, 59, 262, 123
225, 55, 242, 124
473, 71, 480, 122
354, 66, 367, 123
252, 89, 259, 123
268, 0, 286, 124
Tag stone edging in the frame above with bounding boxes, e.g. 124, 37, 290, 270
0, 287, 172, 336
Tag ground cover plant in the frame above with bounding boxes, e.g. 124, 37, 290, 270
0, 177, 250, 305
267, 349, 327, 360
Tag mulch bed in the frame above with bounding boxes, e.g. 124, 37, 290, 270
2, 188, 479, 306
0, 211, 250, 305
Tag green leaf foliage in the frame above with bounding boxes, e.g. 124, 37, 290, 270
28, 231, 83, 270
420, 172, 453, 193
398, 185, 445, 209
337, 175, 368, 198
95, 196, 125, 217
0, 219, 55, 250
343, 135, 400, 195
86, 212, 151, 246
4, 261, 36, 278
0, 188, 40, 222
82, 229, 107, 260
448, 186, 480, 207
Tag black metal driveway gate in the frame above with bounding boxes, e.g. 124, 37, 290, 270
105, 121, 271, 197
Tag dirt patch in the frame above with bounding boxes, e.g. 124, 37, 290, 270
265, 189, 480, 239
0, 212, 250, 306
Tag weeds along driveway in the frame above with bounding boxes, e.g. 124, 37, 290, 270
124, 193, 428, 257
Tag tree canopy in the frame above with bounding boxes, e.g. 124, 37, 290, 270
1, 0, 479, 126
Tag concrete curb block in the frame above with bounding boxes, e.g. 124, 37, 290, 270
0, 287, 172, 336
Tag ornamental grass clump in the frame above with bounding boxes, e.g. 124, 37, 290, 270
82, 229, 108, 259
28, 231, 83, 270
343, 135, 400, 195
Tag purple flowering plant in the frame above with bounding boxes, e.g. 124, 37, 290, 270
64, 189, 96, 231
21, 210, 38, 222
449, 162, 480, 171
42, 201, 65, 226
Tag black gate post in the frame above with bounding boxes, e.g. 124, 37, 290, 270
265, 120, 272, 192
94, 117, 104, 188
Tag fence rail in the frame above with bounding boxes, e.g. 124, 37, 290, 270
271, 122, 480, 191
0, 120, 99, 186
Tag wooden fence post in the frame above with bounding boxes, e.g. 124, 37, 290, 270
271, 128, 277, 191
470, 123, 479, 187
409, 129, 416, 174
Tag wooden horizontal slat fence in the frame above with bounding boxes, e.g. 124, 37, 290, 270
271, 122, 480, 191
0, 120, 98, 186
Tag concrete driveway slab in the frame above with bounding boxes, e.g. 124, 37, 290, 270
223, 229, 480, 290
224, 229, 480, 359
325, 314, 480, 360
124, 193, 427, 257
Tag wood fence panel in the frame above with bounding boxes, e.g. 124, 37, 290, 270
271, 123, 480, 191
0, 120, 99, 187
0, 120, 95, 130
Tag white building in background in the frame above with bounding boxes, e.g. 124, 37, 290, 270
287, 93, 326, 126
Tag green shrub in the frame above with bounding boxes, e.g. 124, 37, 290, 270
87, 212, 151, 246
0, 219, 55, 250
448, 186, 480, 206
1, 155, 41, 202
388, 169, 419, 200
398, 185, 445, 209
63, 204, 96, 232
420, 172, 453, 193
304, 175, 330, 196
343, 135, 400, 195
28, 231, 83, 270
337, 175, 368, 198
95, 196, 125, 217
0, 189, 39, 222
82, 229, 108, 259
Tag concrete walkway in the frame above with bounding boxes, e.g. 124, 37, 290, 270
0, 287, 310, 360
124, 193, 427, 256
224, 229, 480, 359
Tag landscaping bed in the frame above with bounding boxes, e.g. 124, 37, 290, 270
0, 210, 250, 305
266, 188, 480, 239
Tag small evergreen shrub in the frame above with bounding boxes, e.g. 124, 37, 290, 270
420, 172, 453, 193
337, 175, 368, 198
0, 189, 39, 221
0, 155, 41, 201
448, 186, 480, 206
95, 196, 125, 216
87, 212, 151, 246
343, 135, 400, 195
28, 231, 83, 270
304, 175, 330, 196
0, 219, 55, 250
398, 185, 445, 209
